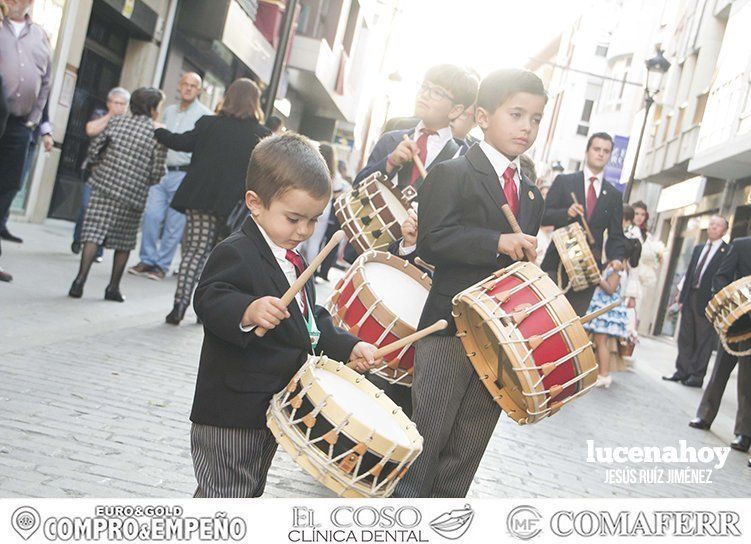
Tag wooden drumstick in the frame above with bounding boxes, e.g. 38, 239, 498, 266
501, 204, 535, 262
579, 299, 623, 325
346, 319, 448, 370
570, 192, 596, 245
402, 134, 429, 180
255, 230, 346, 337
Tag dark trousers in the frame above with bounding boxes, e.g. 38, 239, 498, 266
697, 349, 751, 436
0, 117, 32, 257
545, 268, 597, 317
674, 289, 717, 381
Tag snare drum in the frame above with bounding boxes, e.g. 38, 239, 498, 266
326, 251, 431, 387
705, 275, 751, 356
334, 172, 416, 254
551, 223, 600, 292
266, 356, 423, 498
452, 261, 598, 424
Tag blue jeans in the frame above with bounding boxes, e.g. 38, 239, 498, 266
139, 170, 187, 272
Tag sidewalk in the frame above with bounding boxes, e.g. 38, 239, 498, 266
1, 219, 749, 498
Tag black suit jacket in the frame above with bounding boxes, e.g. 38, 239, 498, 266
712, 237, 750, 293
155, 115, 271, 217
191, 218, 360, 429
416, 144, 544, 335
540, 171, 626, 272
354, 128, 460, 191
680, 240, 729, 311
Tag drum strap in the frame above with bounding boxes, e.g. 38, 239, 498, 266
304, 301, 320, 353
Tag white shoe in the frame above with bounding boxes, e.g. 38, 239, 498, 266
595, 375, 613, 388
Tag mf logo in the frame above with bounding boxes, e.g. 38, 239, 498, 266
507, 505, 543, 540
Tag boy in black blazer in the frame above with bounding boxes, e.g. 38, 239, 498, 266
190, 133, 379, 498
393, 69, 547, 498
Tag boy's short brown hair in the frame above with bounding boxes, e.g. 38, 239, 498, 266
477, 69, 547, 113
246, 132, 331, 206
424, 64, 479, 108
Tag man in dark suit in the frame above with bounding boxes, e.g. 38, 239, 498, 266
663, 215, 729, 387
540, 132, 627, 316
689, 235, 751, 454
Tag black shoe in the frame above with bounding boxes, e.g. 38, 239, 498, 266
71, 241, 81, 254
104, 286, 125, 302
682, 377, 703, 388
688, 417, 711, 430
0, 268, 13, 283
68, 278, 84, 298
166, 302, 187, 325
0, 228, 22, 243
662, 373, 686, 382
731, 435, 751, 452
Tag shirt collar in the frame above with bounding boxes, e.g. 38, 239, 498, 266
253, 217, 288, 262
413, 121, 453, 143
478, 140, 521, 182
583, 165, 604, 186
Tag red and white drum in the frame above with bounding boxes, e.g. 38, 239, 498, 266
452, 261, 598, 424
326, 251, 431, 387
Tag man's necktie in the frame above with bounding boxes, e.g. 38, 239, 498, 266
586, 176, 597, 221
410, 128, 437, 185
502, 165, 519, 217
692, 242, 712, 289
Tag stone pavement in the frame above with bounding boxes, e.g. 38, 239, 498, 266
1, 219, 750, 499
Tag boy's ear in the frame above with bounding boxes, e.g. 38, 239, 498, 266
474, 106, 490, 131
245, 191, 262, 215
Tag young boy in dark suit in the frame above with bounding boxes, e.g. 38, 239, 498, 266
393, 69, 547, 498
355, 64, 478, 190
190, 133, 379, 498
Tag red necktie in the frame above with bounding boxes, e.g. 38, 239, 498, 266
502, 165, 519, 217
285, 249, 307, 314
410, 128, 437, 185
586, 177, 597, 221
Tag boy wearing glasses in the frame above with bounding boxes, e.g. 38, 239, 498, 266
354, 64, 478, 190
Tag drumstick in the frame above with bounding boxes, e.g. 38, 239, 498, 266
402, 134, 429, 180
346, 319, 448, 370
501, 204, 535, 262
255, 230, 346, 337
579, 299, 623, 325
570, 192, 596, 245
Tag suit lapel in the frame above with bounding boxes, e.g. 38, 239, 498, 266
517, 174, 537, 234
574, 171, 587, 214
466, 145, 509, 216
241, 218, 311, 348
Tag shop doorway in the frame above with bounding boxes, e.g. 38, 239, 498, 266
47, 6, 127, 221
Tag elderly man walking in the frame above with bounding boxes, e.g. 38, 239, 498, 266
0, 0, 52, 282
128, 72, 210, 281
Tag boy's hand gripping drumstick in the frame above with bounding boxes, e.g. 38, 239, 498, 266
346, 319, 448, 370
402, 134, 429, 180
570, 192, 596, 245
254, 230, 346, 337
501, 204, 536, 262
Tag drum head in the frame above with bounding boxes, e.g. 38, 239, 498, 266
314, 365, 411, 447
377, 181, 410, 226
362, 261, 429, 329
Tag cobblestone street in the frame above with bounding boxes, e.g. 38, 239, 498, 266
2, 220, 750, 499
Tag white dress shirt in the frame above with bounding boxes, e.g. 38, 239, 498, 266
239, 219, 307, 332
693, 239, 722, 286
583, 165, 604, 198
479, 140, 521, 194
412, 121, 453, 168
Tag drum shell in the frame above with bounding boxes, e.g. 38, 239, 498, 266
551, 223, 600, 292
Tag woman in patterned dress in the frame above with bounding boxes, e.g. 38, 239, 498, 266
68, 87, 166, 302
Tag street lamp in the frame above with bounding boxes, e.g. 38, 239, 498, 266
623, 48, 671, 202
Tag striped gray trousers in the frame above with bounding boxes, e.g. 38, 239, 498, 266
393, 335, 501, 498
191, 423, 278, 498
